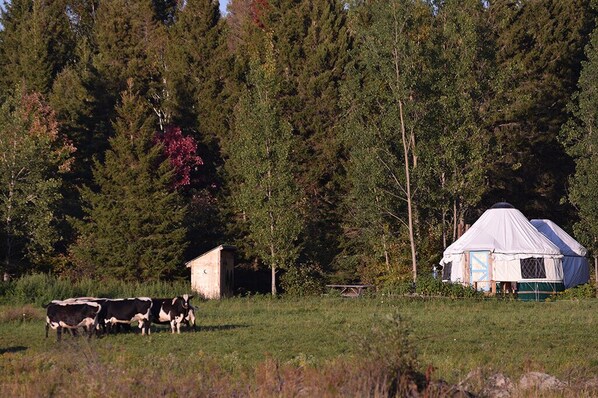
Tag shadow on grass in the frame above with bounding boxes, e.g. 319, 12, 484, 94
0, 345, 27, 354
145, 324, 248, 334
200, 324, 249, 332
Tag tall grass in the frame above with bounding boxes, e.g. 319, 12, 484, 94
0, 273, 191, 305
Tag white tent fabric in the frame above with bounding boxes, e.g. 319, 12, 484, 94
443, 208, 561, 256
440, 205, 563, 286
531, 219, 590, 288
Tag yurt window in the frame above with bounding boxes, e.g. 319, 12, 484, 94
442, 262, 452, 280
520, 258, 546, 279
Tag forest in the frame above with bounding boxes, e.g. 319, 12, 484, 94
0, 0, 597, 294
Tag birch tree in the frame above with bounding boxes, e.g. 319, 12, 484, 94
341, 0, 433, 284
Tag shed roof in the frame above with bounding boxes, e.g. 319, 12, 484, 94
185, 245, 237, 267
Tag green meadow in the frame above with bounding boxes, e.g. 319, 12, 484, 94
1, 296, 597, 396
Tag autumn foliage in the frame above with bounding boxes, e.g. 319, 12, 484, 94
156, 125, 203, 189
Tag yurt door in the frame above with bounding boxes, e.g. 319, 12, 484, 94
469, 251, 491, 291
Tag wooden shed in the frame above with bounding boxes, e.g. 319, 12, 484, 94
186, 245, 236, 299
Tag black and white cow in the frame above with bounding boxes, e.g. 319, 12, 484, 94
97, 298, 153, 335
44, 301, 102, 341
150, 294, 194, 334
182, 305, 198, 331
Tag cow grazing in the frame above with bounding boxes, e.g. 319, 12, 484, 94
97, 298, 153, 335
45, 301, 102, 341
150, 294, 194, 334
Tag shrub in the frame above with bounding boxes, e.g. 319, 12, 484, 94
379, 274, 484, 299
353, 311, 423, 394
280, 263, 326, 297
557, 283, 597, 300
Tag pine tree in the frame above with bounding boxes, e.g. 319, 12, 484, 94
70, 84, 187, 280
92, 0, 163, 122
162, 0, 229, 168
226, 59, 303, 295
0, 0, 75, 98
0, 89, 75, 279
279, 0, 350, 270
50, 40, 109, 184
485, 0, 594, 224
561, 9, 598, 259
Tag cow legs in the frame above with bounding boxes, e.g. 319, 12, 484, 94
45, 322, 49, 338
57, 326, 62, 342
140, 319, 151, 336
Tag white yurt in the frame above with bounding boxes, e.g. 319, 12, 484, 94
440, 203, 564, 299
530, 219, 590, 289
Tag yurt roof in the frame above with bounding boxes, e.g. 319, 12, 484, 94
443, 205, 561, 256
530, 219, 587, 257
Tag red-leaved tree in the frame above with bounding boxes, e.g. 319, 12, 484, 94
156, 125, 203, 189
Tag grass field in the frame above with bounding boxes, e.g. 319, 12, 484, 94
1, 296, 597, 396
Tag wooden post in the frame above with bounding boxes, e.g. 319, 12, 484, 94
489, 255, 496, 295
594, 256, 598, 298
464, 252, 470, 285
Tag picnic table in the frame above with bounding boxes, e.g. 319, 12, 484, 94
326, 284, 375, 297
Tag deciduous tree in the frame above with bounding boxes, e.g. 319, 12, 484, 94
226, 58, 303, 295
0, 89, 75, 279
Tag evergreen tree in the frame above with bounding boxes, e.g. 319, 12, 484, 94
485, 0, 594, 224
50, 40, 109, 185
279, 0, 350, 270
92, 0, 163, 122
70, 85, 187, 280
162, 0, 231, 260
0, 0, 75, 98
226, 59, 303, 295
0, 89, 75, 279
561, 8, 598, 259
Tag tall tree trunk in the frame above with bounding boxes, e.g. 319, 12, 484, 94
398, 99, 417, 283
452, 198, 457, 242
4, 176, 14, 281
271, 260, 277, 296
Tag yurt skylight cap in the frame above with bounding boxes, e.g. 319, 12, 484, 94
490, 202, 514, 209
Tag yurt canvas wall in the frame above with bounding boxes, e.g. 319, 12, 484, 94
440, 203, 564, 298
531, 219, 590, 289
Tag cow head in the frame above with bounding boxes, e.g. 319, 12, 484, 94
181, 294, 193, 309
172, 294, 194, 310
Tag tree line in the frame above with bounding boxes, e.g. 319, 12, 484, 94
0, 0, 596, 294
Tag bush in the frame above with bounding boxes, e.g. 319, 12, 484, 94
354, 311, 423, 394
557, 283, 597, 300
280, 263, 326, 297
